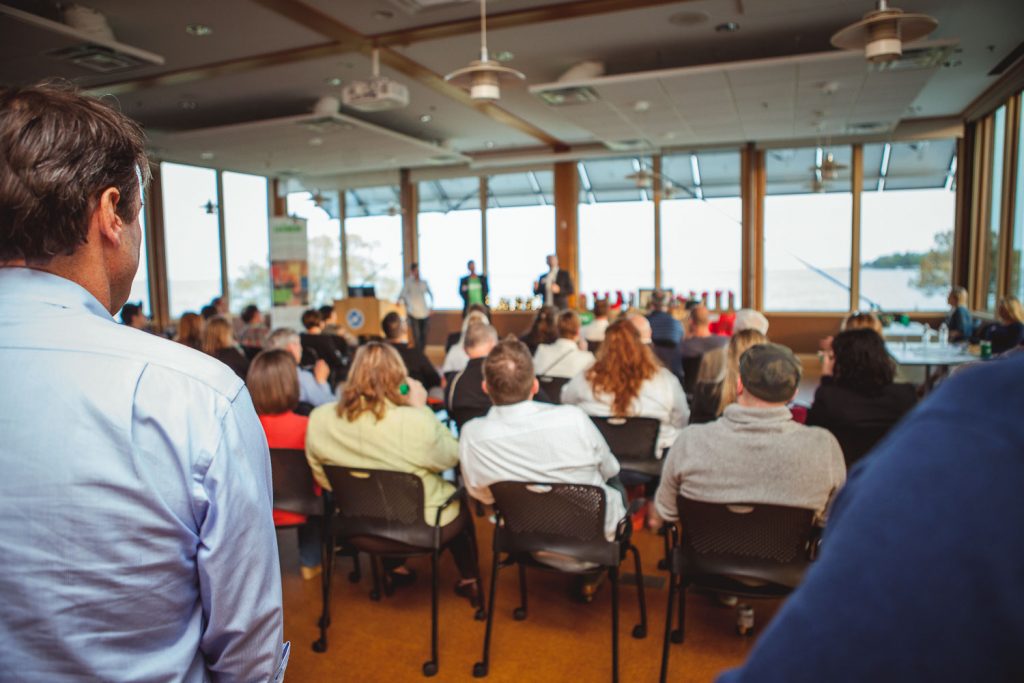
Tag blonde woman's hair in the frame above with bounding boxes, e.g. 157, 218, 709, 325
338, 341, 408, 422
717, 329, 769, 415
998, 296, 1024, 325
841, 311, 883, 334
949, 286, 968, 307
201, 315, 234, 355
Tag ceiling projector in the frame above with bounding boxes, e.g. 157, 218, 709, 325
341, 78, 410, 112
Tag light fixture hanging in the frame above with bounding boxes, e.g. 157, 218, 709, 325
830, 0, 938, 64
201, 199, 218, 215
444, 0, 525, 101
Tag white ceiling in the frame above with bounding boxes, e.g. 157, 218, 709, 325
1, 0, 1021, 181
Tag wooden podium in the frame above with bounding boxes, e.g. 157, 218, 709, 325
334, 298, 405, 338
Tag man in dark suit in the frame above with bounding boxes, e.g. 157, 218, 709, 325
382, 311, 441, 392
458, 260, 489, 314
534, 254, 574, 310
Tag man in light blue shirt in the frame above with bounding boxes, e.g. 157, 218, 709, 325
0, 84, 287, 681
266, 327, 336, 407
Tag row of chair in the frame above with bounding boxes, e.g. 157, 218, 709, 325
270, 450, 817, 681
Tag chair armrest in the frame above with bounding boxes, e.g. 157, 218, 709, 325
614, 498, 644, 541
434, 485, 466, 527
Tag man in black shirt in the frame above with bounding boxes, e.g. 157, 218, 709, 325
382, 311, 441, 392
446, 322, 498, 429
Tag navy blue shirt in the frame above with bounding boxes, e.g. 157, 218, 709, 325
647, 310, 683, 345
719, 355, 1024, 683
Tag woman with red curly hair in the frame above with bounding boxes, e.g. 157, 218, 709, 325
562, 318, 689, 454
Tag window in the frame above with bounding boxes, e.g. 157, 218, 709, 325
223, 171, 270, 312
345, 186, 403, 301
985, 105, 1008, 310
660, 150, 742, 306
418, 178, 483, 309
486, 170, 555, 305
162, 162, 222, 318
763, 147, 853, 311
128, 204, 150, 315
860, 140, 957, 311
287, 191, 341, 308
1013, 103, 1024, 300
577, 157, 655, 303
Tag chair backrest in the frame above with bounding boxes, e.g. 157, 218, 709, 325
677, 496, 816, 587
321, 465, 433, 547
269, 448, 321, 518
680, 354, 704, 395
537, 375, 570, 404
450, 406, 490, 432
826, 423, 895, 469
589, 416, 660, 462
587, 340, 602, 354
490, 481, 619, 567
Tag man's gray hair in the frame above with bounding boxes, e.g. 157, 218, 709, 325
464, 322, 498, 351
265, 327, 301, 349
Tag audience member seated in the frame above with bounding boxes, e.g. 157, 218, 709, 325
689, 329, 768, 425
173, 311, 203, 350
248, 348, 322, 579
305, 342, 480, 597
445, 322, 499, 426
238, 304, 268, 349
581, 298, 611, 345
119, 301, 147, 330
520, 305, 558, 354
944, 286, 974, 341
563, 319, 689, 454
200, 304, 217, 321
628, 312, 653, 344
382, 311, 441, 393
459, 337, 626, 572
442, 308, 490, 374
202, 315, 249, 380
300, 308, 349, 383
733, 308, 770, 335
679, 304, 728, 358
646, 289, 683, 346
533, 310, 595, 379
654, 343, 846, 528
807, 329, 917, 467
983, 296, 1024, 354
266, 328, 335, 409
841, 311, 883, 334
445, 303, 490, 352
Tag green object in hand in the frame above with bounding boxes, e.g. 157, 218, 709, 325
399, 383, 409, 395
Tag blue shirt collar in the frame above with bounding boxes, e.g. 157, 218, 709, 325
0, 267, 113, 319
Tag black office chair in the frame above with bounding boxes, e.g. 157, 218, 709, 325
472, 482, 647, 683
659, 497, 819, 683
450, 406, 491, 432
314, 466, 483, 677
825, 422, 898, 469
587, 340, 602, 354
537, 375, 570, 404
589, 416, 662, 479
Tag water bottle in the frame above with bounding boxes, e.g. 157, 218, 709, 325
921, 324, 931, 349
938, 322, 949, 347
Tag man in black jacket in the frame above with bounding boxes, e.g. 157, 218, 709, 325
446, 322, 498, 429
382, 311, 441, 392
534, 254, 574, 310
458, 260, 489, 314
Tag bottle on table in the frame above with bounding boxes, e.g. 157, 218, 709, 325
938, 322, 949, 347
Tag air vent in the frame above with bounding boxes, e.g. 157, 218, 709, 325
870, 45, 954, 72
603, 139, 649, 152
846, 121, 891, 134
536, 86, 600, 107
46, 45, 148, 73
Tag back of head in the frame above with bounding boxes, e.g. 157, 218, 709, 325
175, 312, 203, 346
557, 310, 581, 340
461, 309, 490, 337
0, 84, 148, 268
464, 302, 490, 320
593, 299, 609, 318
318, 305, 335, 322
738, 343, 802, 405
340, 341, 407, 421
527, 305, 558, 344
841, 311, 883, 334
734, 308, 769, 335
483, 337, 535, 406
248, 349, 299, 415
464, 322, 498, 356
832, 328, 895, 394
589, 318, 659, 416
202, 315, 234, 355
949, 286, 968, 307
690, 304, 711, 328
200, 305, 217, 320
998, 296, 1024, 324
649, 289, 667, 311
627, 313, 652, 344
381, 311, 405, 340
265, 327, 300, 351
717, 329, 772, 413
240, 304, 260, 325
301, 308, 322, 331
120, 302, 141, 325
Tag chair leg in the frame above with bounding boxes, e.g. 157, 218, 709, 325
671, 578, 686, 644
657, 525, 670, 571
472, 551, 502, 678
369, 555, 383, 601
659, 568, 677, 683
513, 563, 528, 621
312, 533, 335, 653
628, 545, 647, 638
422, 549, 440, 677
610, 566, 620, 683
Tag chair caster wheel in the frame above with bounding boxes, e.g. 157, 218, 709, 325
513, 607, 527, 621
657, 559, 668, 571
348, 571, 360, 583
632, 625, 647, 639
581, 594, 594, 604
474, 608, 486, 621
472, 662, 488, 678
670, 629, 684, 644
312, 639, 327, 653
370, 590, 381, 601
422, 661, 438, 677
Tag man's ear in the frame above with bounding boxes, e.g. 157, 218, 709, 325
94, 187, 125, 244
735, 376, 745, 397
481, 380, 490, 396
530, 377, 539, 398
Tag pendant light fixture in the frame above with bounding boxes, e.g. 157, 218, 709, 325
444, 0, 525, 101
830, 0, 938, 64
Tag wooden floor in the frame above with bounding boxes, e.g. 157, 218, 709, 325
278, 514, 781, 682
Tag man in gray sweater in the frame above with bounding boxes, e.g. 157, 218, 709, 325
654, 343, 846, 524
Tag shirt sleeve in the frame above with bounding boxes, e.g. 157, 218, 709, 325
298, 370, 335, 406
654, 438, 685, 522
412, 406, 460, 472
667, 371, 690, 428
196, 388, 286, 683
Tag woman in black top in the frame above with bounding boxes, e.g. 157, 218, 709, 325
807, 328, 916, 467
202, 315, 250, 381
984, 296, 1024, 354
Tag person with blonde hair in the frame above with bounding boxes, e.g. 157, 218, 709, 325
689, 328, 769, 424
305, 342, 481, 600
840, 311, 883, 335
983, 296, 1024, 354
174, 311, 203, 350
945, 286, 974, 341
202, 314, 249, 380
562, 318, 688, 453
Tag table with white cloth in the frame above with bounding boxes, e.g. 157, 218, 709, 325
886, 342, 977, 392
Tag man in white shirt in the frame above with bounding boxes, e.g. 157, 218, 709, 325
398, 262, 434, 349
581, 298, 610, 345
459, 338, 626, 571
533, 310, 595, 379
